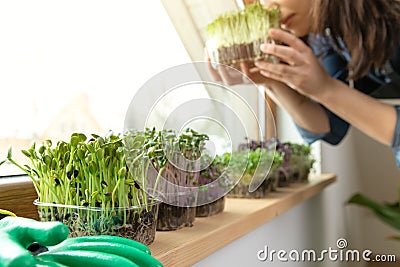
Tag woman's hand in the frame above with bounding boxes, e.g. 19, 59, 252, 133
255, 28, 336, 101
206, 61, 248, 85
205, 53, 268, 85
255, 30, 397, 146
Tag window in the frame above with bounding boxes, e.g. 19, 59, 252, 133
0, 1, 192, 175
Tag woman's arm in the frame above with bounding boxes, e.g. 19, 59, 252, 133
317, 78, 396, 146
260, 78, 330, 134
256, 28, 397, 146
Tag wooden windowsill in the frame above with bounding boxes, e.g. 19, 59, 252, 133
149, 173, 336, 266
0, 176, 40, 220
0, 173, 336, 267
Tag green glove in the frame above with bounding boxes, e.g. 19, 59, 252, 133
41, 235, 163, 267
0, 216, 69, 267
0, 217, 163, 267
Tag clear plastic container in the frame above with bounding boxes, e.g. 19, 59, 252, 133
195, 197, 225, 217
227, 169, 277, 198
227, 178, 272, 198
34, 199, 160, 246
276, 165, 292, 188
207, 38, 279, 67
289, 155, 314, 183
155, 160, 199, 231
156, 203, 196, 231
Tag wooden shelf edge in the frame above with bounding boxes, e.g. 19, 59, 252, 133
0, 176, 39, 220
0, 174, 337, 267
149, 174, 337, 266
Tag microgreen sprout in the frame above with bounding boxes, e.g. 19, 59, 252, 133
136, 128, 210, 230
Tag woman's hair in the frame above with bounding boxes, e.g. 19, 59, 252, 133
311, 0, 400, 80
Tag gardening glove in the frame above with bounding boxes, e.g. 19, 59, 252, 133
0, 216, 164, 267
42, 235, 164, 267
0, 216, 68, 267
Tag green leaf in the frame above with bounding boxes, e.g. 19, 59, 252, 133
348, 193, 400, 230
23, 164, 32, 171
0, 159, 5, 166
30, 142, 36, 151
38, 145, 46, 155
44, 139, 52, 147
7, 147, 12, 160
44, 155, 52, 166
21, 150, 31, 158
70, 135, 79, 147
96, 149, 104, 159
91, 133, 100, 139
389, 236, 400, 241
96, 136, 105, 146
77, 133, 87, 142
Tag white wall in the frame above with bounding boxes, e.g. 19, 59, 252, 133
194, 193, 331, 267
194, 107, 375, 267
346, 127, 400, 255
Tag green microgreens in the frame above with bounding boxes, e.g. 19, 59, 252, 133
7, 131, 150, 229
206, 2, 280, 48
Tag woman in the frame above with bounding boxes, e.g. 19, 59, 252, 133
211, 0, 400, 166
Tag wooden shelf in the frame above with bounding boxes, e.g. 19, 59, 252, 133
0, 174, 336, 267
149, 173, 336, 266
0, 176, 39, 220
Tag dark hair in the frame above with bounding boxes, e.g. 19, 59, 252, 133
311, 0, 400, 80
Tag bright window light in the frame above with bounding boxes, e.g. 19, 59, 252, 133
0, 0, 192, 174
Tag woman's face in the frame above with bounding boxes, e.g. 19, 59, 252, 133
261, 0, 313, 37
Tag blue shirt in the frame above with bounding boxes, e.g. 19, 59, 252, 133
296, 34, 400, 167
